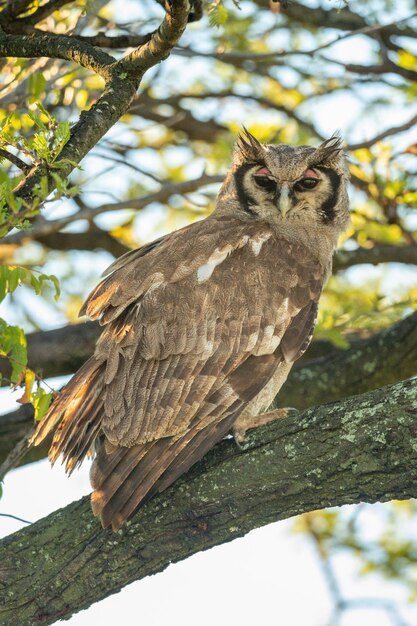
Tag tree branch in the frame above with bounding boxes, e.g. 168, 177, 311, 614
5, 173, 223, 245
272, 1, 417, 39
0, 147, 31, 173
1, 0, 191, 236
0, 321, 101, 386
279, 311, 417, 410
334, 245, 417, 271
0, 0, 34, 22
116, 1, 190, 75
1, 312, 416, 470
15, 0, 75, 26
1, 378, 416, 625
346, 110, 417, 151
0, 28, 116, 78
70, 31, 154, 49
34, 227, 129, 256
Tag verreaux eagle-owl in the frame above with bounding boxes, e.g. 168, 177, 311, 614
31, 130, 350, 530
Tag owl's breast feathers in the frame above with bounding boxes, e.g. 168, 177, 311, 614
31, 215, 328, 529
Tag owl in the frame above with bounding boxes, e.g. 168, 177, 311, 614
31, 130, 350, 531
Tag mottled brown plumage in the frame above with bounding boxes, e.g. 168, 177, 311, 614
31, 130, 350, 530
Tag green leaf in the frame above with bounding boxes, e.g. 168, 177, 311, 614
36, 102, 52, 122
53, 121, 70, 157
32, 132, 50, 161
0, 265, 60, 303
0, 265, 29, 301
27, 73, 46, 102
208, 3, 229, 27
48, 274, 61, 301
0, 319, 27, 384
30, 273, 41, 295
32, 388, 53, 422
27, 110, 47, 131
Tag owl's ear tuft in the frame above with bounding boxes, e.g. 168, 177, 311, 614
310, 132, 345, 166
233, 127, 265, 165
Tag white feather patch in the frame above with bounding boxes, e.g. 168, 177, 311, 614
246, 331, 259, 351
279, 186, 292, 216
197, 246, 232, 283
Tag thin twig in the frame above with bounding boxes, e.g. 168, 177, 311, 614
0, 513, 32, 525
0, 148, 31, 172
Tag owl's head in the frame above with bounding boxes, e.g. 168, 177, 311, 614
218, 129, 350, 236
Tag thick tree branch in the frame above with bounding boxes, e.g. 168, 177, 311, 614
0, 321, 101, 386
0, 28, 116, 77
0, 378, 416, 625
0, 403, 43, 473
334, 245, 417, 271
115, 1, 190, 75
1, 312, 416, 470
279, 312, 417, 410
35, 228, 129, 256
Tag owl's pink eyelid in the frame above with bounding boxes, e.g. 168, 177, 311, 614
303, 168, 319, 179
255, 167, 272, 177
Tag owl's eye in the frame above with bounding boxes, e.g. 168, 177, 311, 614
294, 177, 319, 192
254, 176, 276, 191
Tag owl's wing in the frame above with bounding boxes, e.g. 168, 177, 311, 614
93, 218, 323, 445
33, 217, 326, 529
89, 222, 326, 529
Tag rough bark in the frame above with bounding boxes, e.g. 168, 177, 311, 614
0, 378, 416, 626
276, 311, 417, 409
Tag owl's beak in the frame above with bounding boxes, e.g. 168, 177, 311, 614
278, 184, 291, 217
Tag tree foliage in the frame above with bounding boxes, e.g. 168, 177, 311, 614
0, 0, 416, 624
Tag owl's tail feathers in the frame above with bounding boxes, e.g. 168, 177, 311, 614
30, 357, 105, 474
90, 413, 237, 531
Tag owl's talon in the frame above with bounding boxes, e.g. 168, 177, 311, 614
233, 407, 298, 447
233, 427, 247, 447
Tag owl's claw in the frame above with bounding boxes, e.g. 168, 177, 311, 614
233, 407, 298, 446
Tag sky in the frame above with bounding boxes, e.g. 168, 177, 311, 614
1, 1, 417, 625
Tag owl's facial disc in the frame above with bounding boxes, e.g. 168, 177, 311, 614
247, 161, 345, 226
251, 165, 326, 218
228, 133, 349, 231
